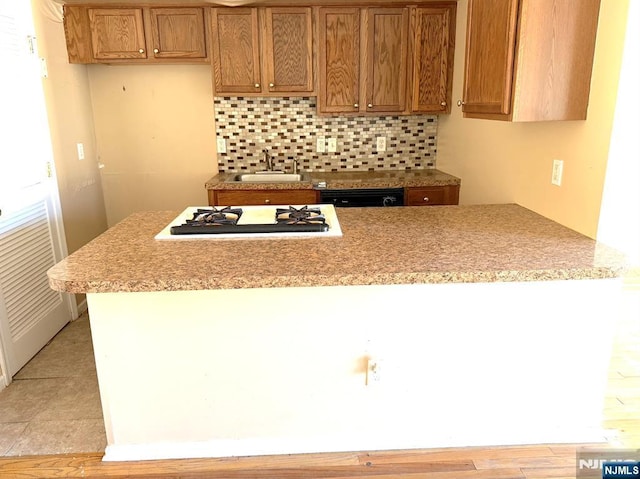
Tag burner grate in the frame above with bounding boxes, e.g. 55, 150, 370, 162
186, 207, 243, 226
275, 206, 326, 225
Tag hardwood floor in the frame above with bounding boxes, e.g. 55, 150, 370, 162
0, 288, 637, 479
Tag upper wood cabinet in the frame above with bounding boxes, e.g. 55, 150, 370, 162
64, 6, 208, 63
318, 4, 455, 116
461, 0, 601, 121
410, 5, 456, 114
89, 8, 146, 60
211, 7, 315, 96
318, 7, 409, 115
263, 8, 314, 93
149, 8, 207, 60
211, 9, 261, 94
317, 8, 361, 113
365, 8, 410, 114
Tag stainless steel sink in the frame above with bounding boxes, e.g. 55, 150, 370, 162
232, 173, 307, 183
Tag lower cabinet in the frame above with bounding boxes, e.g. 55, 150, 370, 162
405, 185, 459, 206
210, 189, 318, 206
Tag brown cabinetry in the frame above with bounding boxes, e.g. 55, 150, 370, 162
318, 4, 455, 116
211, 7, 314, 96
410, 5, 456, 114
149, 8, 207, 60
88, 8, 146, 60
405, 185, 459, 206
461, 0, 601, 121
64, 6, 208, 63
318, 7, 409, 115
210, 189, 318, 207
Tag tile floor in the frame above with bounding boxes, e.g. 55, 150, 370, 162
0, 312, 107, 456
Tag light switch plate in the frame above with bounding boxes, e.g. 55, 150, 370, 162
327, 138, 337, 153
216, 137, 227, 154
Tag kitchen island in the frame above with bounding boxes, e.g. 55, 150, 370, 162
48, 204, 627, 462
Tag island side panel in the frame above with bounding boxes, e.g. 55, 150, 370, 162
86, 280, 619, 462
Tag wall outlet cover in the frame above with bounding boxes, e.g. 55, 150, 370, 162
316, 136, 326, 153
216, 137, 227, 154
376, 137, 386, 152
76, 143, 85, 160
551, 159, 564, 186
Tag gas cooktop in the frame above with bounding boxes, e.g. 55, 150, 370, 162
155, 204, 343, 240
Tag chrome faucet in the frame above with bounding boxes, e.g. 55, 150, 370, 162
263, 149, 273, 171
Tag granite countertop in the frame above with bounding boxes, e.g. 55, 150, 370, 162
205, 169, 461, 191
47, 204, 626, 294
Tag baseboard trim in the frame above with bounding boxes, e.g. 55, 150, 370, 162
0, 373, 7, 392
76, 298, 88, 317
102, 428, 609, 462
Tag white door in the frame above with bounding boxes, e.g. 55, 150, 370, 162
0, 1, 72, 379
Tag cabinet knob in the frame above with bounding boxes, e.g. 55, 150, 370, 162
255, 83, 260, 88
269, 82, 274, 88
153, 48, 159, 54
440, 101, 446, 107
353, 103, 359, 108
367, 103, 373, 108
264, 199, 271, 204
138, 48, 145, 54
423, 197, 430, 202
456, 100, 465, 107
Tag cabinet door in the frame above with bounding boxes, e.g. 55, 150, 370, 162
263, 8, 314, 94
461, 0, 519, 115
318, 8, 361, 114
410, 6, 454, 113
88, 8, 146, 60
364, 8, 409, 113
149, 8, 207, 59
405, 186, 460, 206
211, 8, 262, 94
214, 190, 318, 207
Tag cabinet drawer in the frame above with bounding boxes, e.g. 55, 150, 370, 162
212, 189, 318, 206
405, 186, 459, 206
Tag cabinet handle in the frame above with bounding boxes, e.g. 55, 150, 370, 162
264, 199, 271, 204
255, 83, 261, 88
353, 103, 359, 108
153, 48, 159, 54
138, 48, 145, 54
423, 197, 430, 202
367, 103, 373, 108
269, 82, 274, 88
440, 101, 446, 107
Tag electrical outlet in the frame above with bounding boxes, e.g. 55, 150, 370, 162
551, 159, 564, 186
376, 137, 386, 152
316, 136, 326, 153
76, 143, 85, 160
216, 137, 227, 154
327, 138, 337, 153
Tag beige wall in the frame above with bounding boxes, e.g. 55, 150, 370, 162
87, 65, 217, 226
437, 0, 629, 238
31, 0, 109, 308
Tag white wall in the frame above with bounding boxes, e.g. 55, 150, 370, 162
437, 0, 630, 238
87, 65, 217, 226
597, 0, 640, 271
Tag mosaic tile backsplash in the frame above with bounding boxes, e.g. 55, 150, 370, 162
214, 97, 438, 173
